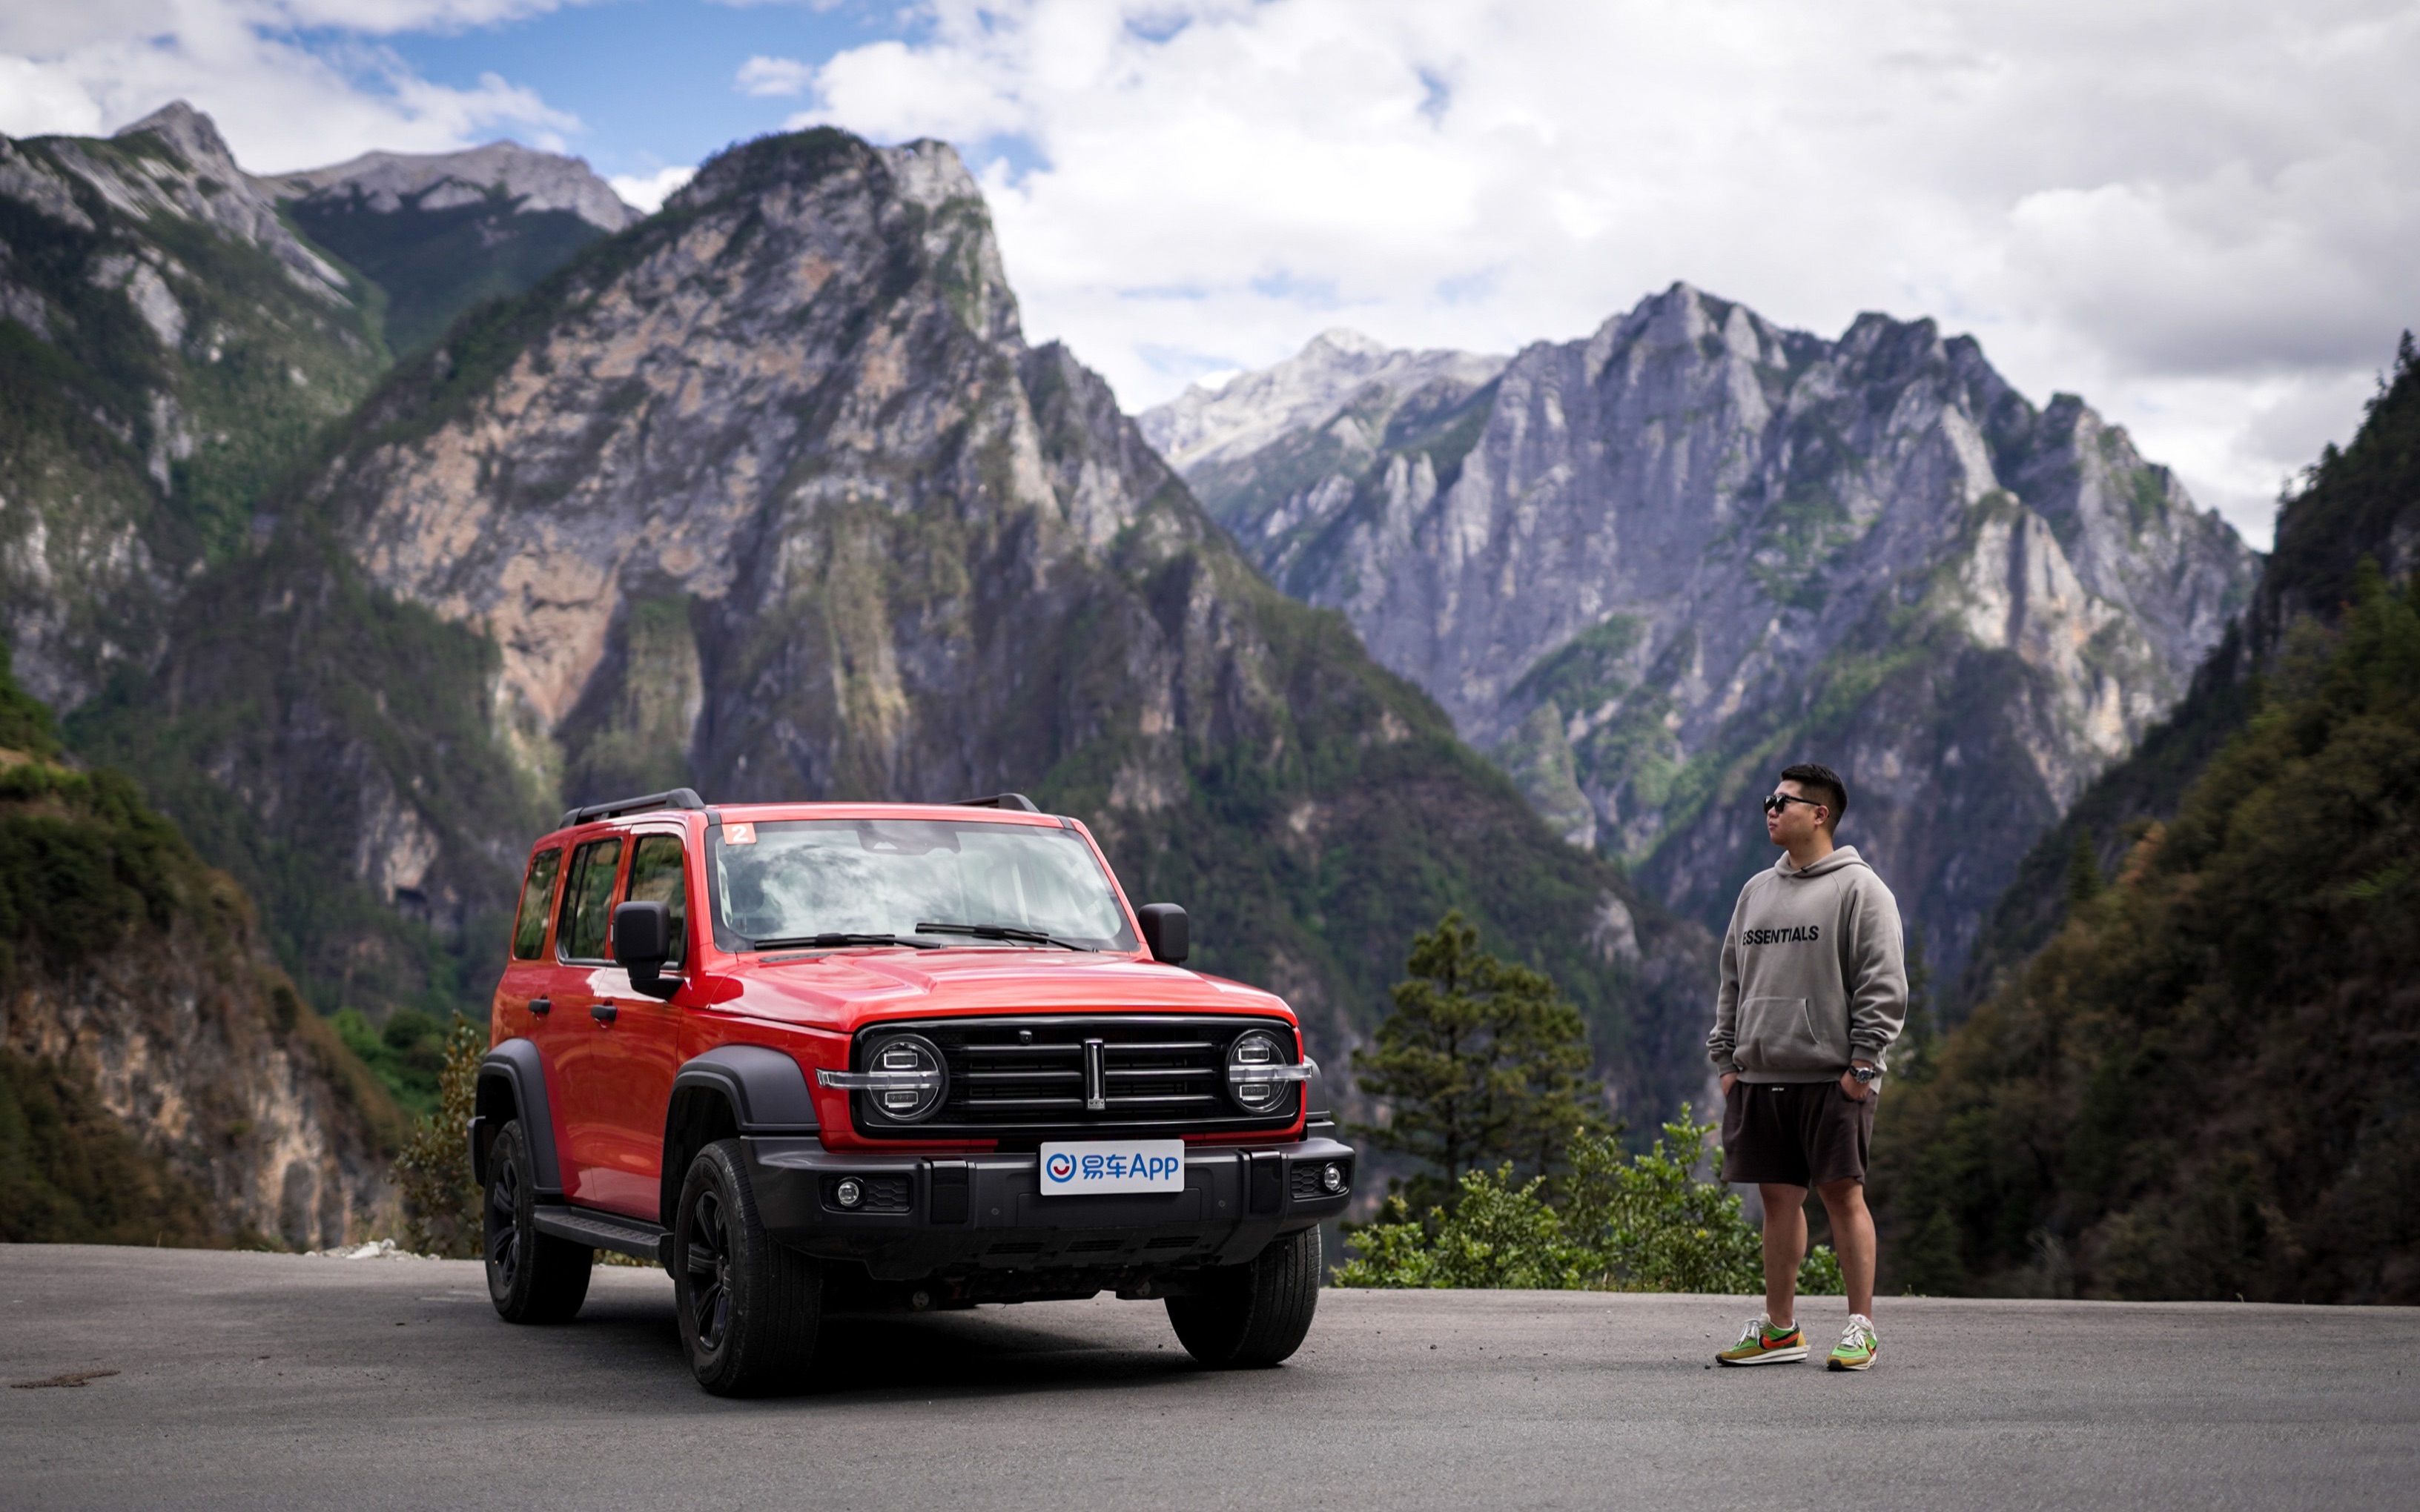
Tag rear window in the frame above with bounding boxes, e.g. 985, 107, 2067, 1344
626, 834, 688, 969
510, 848, 561, 960
558, 838, 624, 963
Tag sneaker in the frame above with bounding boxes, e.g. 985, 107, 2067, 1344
1716, 1314, 1808, 1365
1828, 1315, 1880, 1370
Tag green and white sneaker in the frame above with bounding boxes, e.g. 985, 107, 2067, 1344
1828, 1314, 1880, 1370
1716, 1314, 1808, 1365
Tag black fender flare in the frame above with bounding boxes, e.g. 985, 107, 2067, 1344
473, 1040, 563, 1198
658, 1045, 819, 1225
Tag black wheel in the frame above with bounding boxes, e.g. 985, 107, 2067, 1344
1166, 1225, 1322, 1367
483, 1118, 592, 1324
672, 1138, 820, 1396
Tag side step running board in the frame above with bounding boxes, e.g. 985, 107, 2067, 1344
534, 1204, 671, 1267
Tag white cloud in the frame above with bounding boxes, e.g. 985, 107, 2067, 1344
735, 54, 816, 96
784, 0, 2420, 548
0, 1, 580, 173
609, 164, 696, 213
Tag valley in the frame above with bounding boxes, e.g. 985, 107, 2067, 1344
0, 96, 2407, 1305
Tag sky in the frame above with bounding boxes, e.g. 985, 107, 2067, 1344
4, 1, 2416, 549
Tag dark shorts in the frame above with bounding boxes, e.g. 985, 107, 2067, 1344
1720, 1079, 1875, 1188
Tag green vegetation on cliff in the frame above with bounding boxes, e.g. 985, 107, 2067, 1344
1875, 345, 2420, 1302
288, 189, 610, 357
67, 528, 544, 1034
1960, 338, 2420, 1015
1, 640, 402, 1244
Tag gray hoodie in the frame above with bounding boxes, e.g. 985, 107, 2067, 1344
1707, 845, 1907, 1083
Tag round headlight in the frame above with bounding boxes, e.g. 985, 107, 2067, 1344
862, 1033, 948, 1124
1227, 1029, 1289, 1113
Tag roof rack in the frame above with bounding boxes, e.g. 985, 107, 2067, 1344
953, 793, 1040, 813
558, 787, 707, 830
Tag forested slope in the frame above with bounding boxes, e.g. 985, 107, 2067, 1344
1877, 342, 2420, 1302
1, 642, 400, 1246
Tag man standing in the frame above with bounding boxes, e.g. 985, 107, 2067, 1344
1705, 763, 1905, 1370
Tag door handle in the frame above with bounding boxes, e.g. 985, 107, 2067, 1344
591, 1000, 618, 1025
527, 997, 551, 1017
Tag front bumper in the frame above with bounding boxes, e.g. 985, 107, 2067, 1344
742, 1132, 1355, 1286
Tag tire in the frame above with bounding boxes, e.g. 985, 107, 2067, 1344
672, 1138, 821, 1396
483, 1119, 592, 1324
1166, 1225, 1322, 1367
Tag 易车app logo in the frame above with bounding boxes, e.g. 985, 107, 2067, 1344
1046, 1153, 1075, 1181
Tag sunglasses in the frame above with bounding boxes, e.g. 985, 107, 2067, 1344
1762, 792, 1825, 816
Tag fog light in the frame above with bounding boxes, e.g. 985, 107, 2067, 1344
835, 1178, 864, 1209
1322, 1163, 1346, 1193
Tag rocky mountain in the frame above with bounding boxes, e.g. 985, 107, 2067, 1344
271, 141, 637, 357
1142, 288, 2260, 978
56, 126, 1716, 1124
0, 105, 644, 1044
271, 142, 636, 233
1957, 334, 2420, 1010
1, 643, 398, 1247
0, 104, 632, 713
0, 102, 387, 701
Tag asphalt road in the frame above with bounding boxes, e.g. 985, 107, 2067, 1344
4, 1246, 2416, 1511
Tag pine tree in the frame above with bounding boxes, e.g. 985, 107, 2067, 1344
1352, 910, 1607, 1211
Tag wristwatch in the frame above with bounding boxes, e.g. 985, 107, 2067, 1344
1849, 1064, 1881, 1084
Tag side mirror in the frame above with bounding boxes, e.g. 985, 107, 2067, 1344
611, 901, 678, 1000
1136, 903, 1188, 965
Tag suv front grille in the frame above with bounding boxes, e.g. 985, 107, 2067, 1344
847, 1015, 1300, 1139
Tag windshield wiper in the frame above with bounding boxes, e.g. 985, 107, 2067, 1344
913, 921, 1090, 951
750, 932, 941, 952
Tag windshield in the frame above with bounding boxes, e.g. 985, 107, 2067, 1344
709, 819, 1137, 952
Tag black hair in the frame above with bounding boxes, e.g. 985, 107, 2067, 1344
1779, 762, 1848, 830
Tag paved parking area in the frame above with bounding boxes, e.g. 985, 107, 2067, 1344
4, 1245, 2416, 1510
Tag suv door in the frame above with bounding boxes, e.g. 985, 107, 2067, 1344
570, 829, 692, 1220
549, 833, 624, 1207
495, 845, 564, 1045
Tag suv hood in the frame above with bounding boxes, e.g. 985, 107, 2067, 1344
707, 948, 1289, 1031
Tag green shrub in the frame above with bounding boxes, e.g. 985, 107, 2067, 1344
394, 1018, 484, 1258
1337, 1109, 1843, 1294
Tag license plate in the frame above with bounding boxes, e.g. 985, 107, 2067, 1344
1037, 1139, 1186, 1196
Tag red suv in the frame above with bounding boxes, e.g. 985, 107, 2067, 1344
469, 788, 1354, 1395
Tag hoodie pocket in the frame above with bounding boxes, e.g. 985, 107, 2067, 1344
1739, 996, 1840, 1075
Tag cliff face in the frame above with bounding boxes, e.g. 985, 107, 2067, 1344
96, 127, 1713, 1118
1957, 334, 2420, 1010
1143, 286, 2260, 976
0, 103, 637, 717
0, 102, 385, 706
0, 105, 641, 1029
0, 654, 399, 1247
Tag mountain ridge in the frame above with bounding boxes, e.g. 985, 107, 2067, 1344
74, 125, 1718, 1123
1143, 287, 2260, 978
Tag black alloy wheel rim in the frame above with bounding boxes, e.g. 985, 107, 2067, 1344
684, 1189, 733, 1353
487, 1153, 522, 1287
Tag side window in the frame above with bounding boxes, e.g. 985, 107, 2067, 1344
558, 838, 624, 963
626, 834, 688, 969
510, 848, 563, 960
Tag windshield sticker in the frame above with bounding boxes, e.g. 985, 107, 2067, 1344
724, 823, 757, 845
